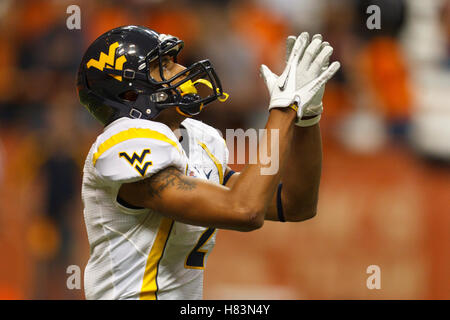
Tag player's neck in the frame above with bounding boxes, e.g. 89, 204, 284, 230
154, 118, 183, 141
154, 109, 186, 140
162, 117, 183, 134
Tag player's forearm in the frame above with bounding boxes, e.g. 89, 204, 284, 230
228, 108, 296, 227
119, 108, 297, 232
281, 123, 322, 221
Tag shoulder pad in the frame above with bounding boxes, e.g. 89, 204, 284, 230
93, 118, 186, 183
181, 118, 224, 143
181, 118, 229, 181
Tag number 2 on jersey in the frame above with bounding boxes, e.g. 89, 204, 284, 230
185, 228, 215, 269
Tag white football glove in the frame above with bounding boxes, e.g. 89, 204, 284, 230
260, 33, 309, 111
261, 32, 340, 126
286, 33, 334, 126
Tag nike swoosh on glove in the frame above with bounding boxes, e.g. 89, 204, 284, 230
260, 32, 340, 125
285, 33, 337, 126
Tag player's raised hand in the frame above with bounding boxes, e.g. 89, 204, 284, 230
286, 33, 339, 127
260, 33, 309, 111
260, 32, 340, 121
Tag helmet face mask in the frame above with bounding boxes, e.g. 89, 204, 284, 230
77, 25, 227, 126
147, 37, 184, 82
149, 59, 224, 116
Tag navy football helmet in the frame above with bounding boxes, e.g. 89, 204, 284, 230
77, 25, 226, 125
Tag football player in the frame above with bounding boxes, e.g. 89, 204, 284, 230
77, 26, 339, 300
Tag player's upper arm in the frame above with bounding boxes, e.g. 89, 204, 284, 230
92, 122, 189, 216
119, 167, 264, 232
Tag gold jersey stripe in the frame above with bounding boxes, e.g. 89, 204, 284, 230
198, 142, 223, 184
93, 128, 180, 165
140, 218, 174, 300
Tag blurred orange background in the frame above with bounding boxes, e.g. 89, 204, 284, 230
0, 0, 448, 299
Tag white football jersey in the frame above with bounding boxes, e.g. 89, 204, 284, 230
81, 117, 228, 300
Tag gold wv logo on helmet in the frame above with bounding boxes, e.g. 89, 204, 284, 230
86, 42, 127, 81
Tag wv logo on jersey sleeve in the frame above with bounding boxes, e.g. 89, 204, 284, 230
119, 149, 152, 177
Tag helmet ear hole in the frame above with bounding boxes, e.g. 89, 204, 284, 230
119, 90, 139, 102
